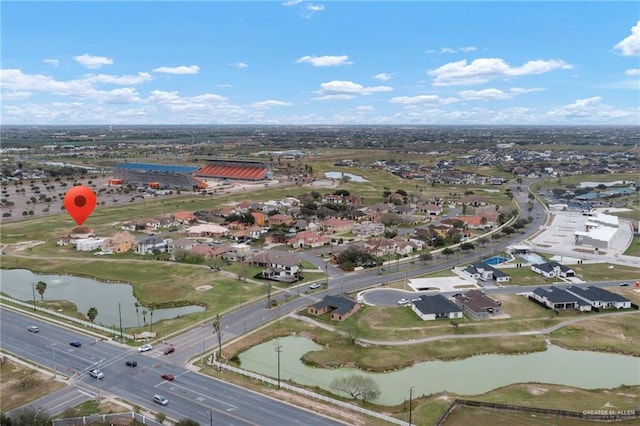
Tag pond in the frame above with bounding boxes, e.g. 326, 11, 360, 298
324, 171, 368, 182
0, 269, 204, 328
239, 336, 640, 405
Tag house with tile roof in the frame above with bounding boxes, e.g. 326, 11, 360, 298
453, 290, 502, 320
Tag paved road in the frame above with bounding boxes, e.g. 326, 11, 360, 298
1, 308, 345, 426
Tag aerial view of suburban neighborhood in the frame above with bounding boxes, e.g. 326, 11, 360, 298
2, 1, 640, 425
0, 124, 639, 426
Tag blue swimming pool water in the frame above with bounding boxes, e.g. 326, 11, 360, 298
484, 256, 509, 265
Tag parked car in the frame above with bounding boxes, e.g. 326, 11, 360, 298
138, 344, 152, 352
620, 282, 630, 286
160, 374, 175, 381
163, 346, 175, 355
27, 325, 39, 333
70, 341, 82, 348
125, 360, 138, 367
152, 394, 169, 406
397, 298, 409, 305
309, 283, 321, 289
89, 369, 104, 379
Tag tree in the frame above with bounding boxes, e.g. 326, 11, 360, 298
212, 313, 222, 371
87, 307, 98, 323
330, 375, 380, 403
460, 242, 475, 252
419, 252, 433, 263
134, 302, 141, 328
35, 281, 47, 300
442, 247, 454, 258
155, 412, 167, 424
142, 310, 148, 329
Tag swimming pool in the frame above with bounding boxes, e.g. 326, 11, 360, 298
484, 256, 509, 265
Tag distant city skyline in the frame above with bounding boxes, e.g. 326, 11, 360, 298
1, 1, 639, 126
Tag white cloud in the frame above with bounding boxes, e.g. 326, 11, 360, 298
153, 65, 200, 75
356, 105, 375, 111
302, 3, 325, 18
228, 62, 248, 69
458, 87, 544, 101
251, 100, 293, 108
440, 48, 456, 54
460, 46, 477, 53
43, 58, 58, 67
437, 46, 478, 54
315, 80, 392, 99
73, 54, 113, 69
282, 0, 302, 5
428, 58, 572, 86
547, 96, 638, 121
1, 91, 32, 100
390, 94, 458, 105
296, 55, 352, 67
625, 68, 640, 76
85, 72, 153, 85
613, 21, 640, 56
373, 73, 393, 81
217, 83, 233, 88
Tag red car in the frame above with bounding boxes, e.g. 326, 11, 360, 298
163, 346, 175, 355
160, 374, 175, 381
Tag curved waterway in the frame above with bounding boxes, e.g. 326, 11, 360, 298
239, 335, 640, 405
0, 269, 204, 327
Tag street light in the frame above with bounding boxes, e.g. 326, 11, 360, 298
32, 284, 37, 311
117, 302, 123, 342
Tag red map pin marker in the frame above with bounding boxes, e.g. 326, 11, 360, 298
64, 185, 97, 226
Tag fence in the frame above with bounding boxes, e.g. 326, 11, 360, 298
0, 295, 134, 340
209, 358, 411, 425
435, 399, 640, 425
51, 412, 164, 426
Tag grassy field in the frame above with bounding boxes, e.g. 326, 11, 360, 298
0, 358, 66, 412
573, 263, 640, 281
624, 235, 640, 257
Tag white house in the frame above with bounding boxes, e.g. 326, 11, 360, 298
75, 237, 106, 251
565, 286, 632, 309
531, 262, 575, 278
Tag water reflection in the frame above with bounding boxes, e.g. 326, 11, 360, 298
0, 269, 204, 327
239, 336, 640, 405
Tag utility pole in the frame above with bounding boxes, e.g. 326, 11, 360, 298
408, 386, 414, 425
52, 347, 57, 379
117, 302, 123, 342
209, 409, 213, 426
32, 284, 36, 311
275, 345, 282, 390
212, 314, 222, 372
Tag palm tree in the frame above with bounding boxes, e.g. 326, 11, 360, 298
87, 307, 98, 323
134, 302, 141, 328
142, 310, 148, 330
149, 306, 154, 332
35, 281, 47, 300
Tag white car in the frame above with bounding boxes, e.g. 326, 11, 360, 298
397, 298, 409, 305
309, 283, 321, 289
138, 344, 153, 352
89, 369, 104, 379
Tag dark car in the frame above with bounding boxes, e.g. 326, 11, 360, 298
620, 282, 630, 286
70, 341, 81, 348
161, 374, 175, 381
163, 346, 175, 355
125, 360, 138, 367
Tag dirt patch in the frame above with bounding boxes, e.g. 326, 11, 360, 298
196, 285, 213, 292
3, 240, 46, 253
527, 386, 548, 395
0, 357, 66, 412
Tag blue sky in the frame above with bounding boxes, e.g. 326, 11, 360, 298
1, 1, 639, 125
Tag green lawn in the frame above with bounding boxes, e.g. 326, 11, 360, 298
624, 235, 640, 256
573, 263, 640, 281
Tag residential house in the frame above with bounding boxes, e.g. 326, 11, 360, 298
120, 220, 145, 232
102, 232, 137, 254
288, 231, 331, 249
453, 290, 502, 320
222, 243, 252, 262
70, 226, 94, 239
529, 286, 590, 311
322, 194, 345, 204
531, 262, 576, 278
190, 244, 219, 260
307, 295, 361, 321
76, 237, 106, 251
463, 262, 510, 283
419, 204, 443, 216
146, 216, 177, 232
136, 236, 171, 255
251, 211, 266, 226
246, 250, 300, 282
268, 214, 294, 227
173, 211, 196, 224
183, 223, 229, 238
456, 215, 493, 229
321, 218, 355, 234
353, 222, 385, 238
412, 295, 463, 321
172, 238, 199, 252
565, 286, 632, 309
234, 201, 252, 214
